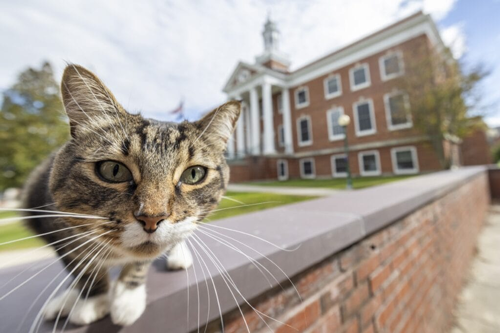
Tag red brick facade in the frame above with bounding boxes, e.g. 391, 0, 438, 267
202, 173, 489, 333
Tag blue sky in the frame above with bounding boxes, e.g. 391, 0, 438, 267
0, 0, 498, 125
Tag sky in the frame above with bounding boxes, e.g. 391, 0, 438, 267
0, 0, 499, 125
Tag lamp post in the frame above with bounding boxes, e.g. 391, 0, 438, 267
338, 114, 353, 190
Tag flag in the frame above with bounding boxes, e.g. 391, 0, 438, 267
169, 100, 184, 122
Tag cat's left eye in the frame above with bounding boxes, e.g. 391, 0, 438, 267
96, 161, 133, 183
180, 166, 207, 185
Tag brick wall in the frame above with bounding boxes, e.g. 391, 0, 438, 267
202, 173, 488, 333
461, 130, 492, 166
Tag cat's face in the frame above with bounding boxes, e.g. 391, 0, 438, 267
49, 65, 240, 259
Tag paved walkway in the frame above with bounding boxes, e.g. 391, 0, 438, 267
227, 184, 339, 196
0, 247, 55, 269
453, 204, 500, 333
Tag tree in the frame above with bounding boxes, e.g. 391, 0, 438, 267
0, 62, 69, 191
397, 41, 488, 169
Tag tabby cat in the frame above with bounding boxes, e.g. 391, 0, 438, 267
23, 64, 240, 326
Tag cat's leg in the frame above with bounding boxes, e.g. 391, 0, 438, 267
44, 264, 110, 325
110, 261, 150, 326
166, 240, 193, 270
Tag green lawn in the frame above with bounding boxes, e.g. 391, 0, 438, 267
244, 175, 416, 190
0, 191, 315, 252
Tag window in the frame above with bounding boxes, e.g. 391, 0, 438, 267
353, 99, 376, 136
358, 150, 381, 176
384, 92, 412, 130
277, 93, 283, 114
295, 87, 309, 109
324, 74, 342, 99
326, 107, 345, 141
278, 124, 285, 147
300, 158, 315, 179
380, 52, 404, 81
297, 116, 312, 146
349, 63, 371, 91
277, 159, 288, 180
331, 154, 348, 177
391, 147, 419, 174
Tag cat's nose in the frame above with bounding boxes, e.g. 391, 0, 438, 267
135, 215, 168, 233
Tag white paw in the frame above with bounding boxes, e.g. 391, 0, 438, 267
110, 281, 146, 326
166, 241, 193, 270
44, 289, 80, 320
69, 293, 110, 325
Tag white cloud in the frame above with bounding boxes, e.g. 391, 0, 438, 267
441, 23, 467, 58
0, 0, 458, 121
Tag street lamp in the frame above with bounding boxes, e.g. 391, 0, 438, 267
338, 114, 353, 190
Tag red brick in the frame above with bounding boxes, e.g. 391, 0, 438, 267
360, 294, 383, 326
276, 301, 321, 333
343, 318, 360, 333
356, 255, 381, 282
342, 282, 370, 319
369, 264, 392, 292
362, 322, 376, 333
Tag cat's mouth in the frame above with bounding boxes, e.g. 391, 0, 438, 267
129, 240, 161, 256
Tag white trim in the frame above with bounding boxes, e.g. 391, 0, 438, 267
384, 91, 412, 131
326, 107, 345, 141
278, 124, 285, 147
379, 51, 405, 81
299, 158, 316, 179
277, 93, 283, 114
391, 146, 419, 175
296, 115, 313, 147
358, 150, 381, 176
331, 154, 347, 178
323, 74, 342, 99
294, 86, 310, 109
349, 63, 371, 91
353, 98, 377, 137
277, 159, 289, 181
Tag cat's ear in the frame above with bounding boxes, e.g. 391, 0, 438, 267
61, 64, 126, 137
195, 101, 241, 149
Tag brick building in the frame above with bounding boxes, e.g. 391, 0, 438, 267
223, 12, 455, 182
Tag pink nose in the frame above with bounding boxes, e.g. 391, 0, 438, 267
135, 215, 168, 233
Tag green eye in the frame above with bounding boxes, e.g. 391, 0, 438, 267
180, 166, 207, 185
96, 161, 133, 183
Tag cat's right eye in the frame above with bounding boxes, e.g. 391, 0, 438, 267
96, 161, 133, 183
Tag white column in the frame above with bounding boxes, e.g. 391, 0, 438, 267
226, 135, 235, 159
236, 97, 245, 158
262, 81, 276, 155
244, 103, 252, 154
281, 88, 294, 154
249, 87, 260, 155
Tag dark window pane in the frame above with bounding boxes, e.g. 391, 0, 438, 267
298, 90, 307, 104
327, 77, 339, 94
279, 126, 284, 145
335, 157, 347, 173
300, 119, 309, 142
389, 94, 408, 126
303, 161, 313, 175
353, 67, 367, 86
396, 151, 414, 169
357, 103, 372, 131
384, 55, 400, 76
363, 154, 377, 172
279, 162, 286, 176
330, 110, 343, 136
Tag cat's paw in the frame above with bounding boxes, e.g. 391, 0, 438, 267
44, 289, 80, 320
68, 294, 110, 325
110, 281, 146, 326
166, 241, 193, 270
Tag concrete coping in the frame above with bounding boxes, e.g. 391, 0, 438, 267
0, 166, 487, 333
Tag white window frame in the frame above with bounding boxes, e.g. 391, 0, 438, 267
277, 93, 283, 114
278, 124, 285, 147
299, 158, 316, 179
384, 91, 412, 131
294, 86, 310, 109
358, 150, 381, 176
391, 146, 419, 175
349, 63, 371, 91
353, 98, 376, 137
277, 159, 289, 181
331, 154, 348, 178
324, 74, 342, 99
326, 107, 345, 141
379, 51, 404, 81
296, 115, 313, 147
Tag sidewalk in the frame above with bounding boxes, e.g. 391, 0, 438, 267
0, 247, 55, 269
452, 204, 500, 333
227, 184, 339, 196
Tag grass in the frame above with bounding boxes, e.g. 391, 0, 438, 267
0, 191, 315, 252
244, 175, 417, 190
